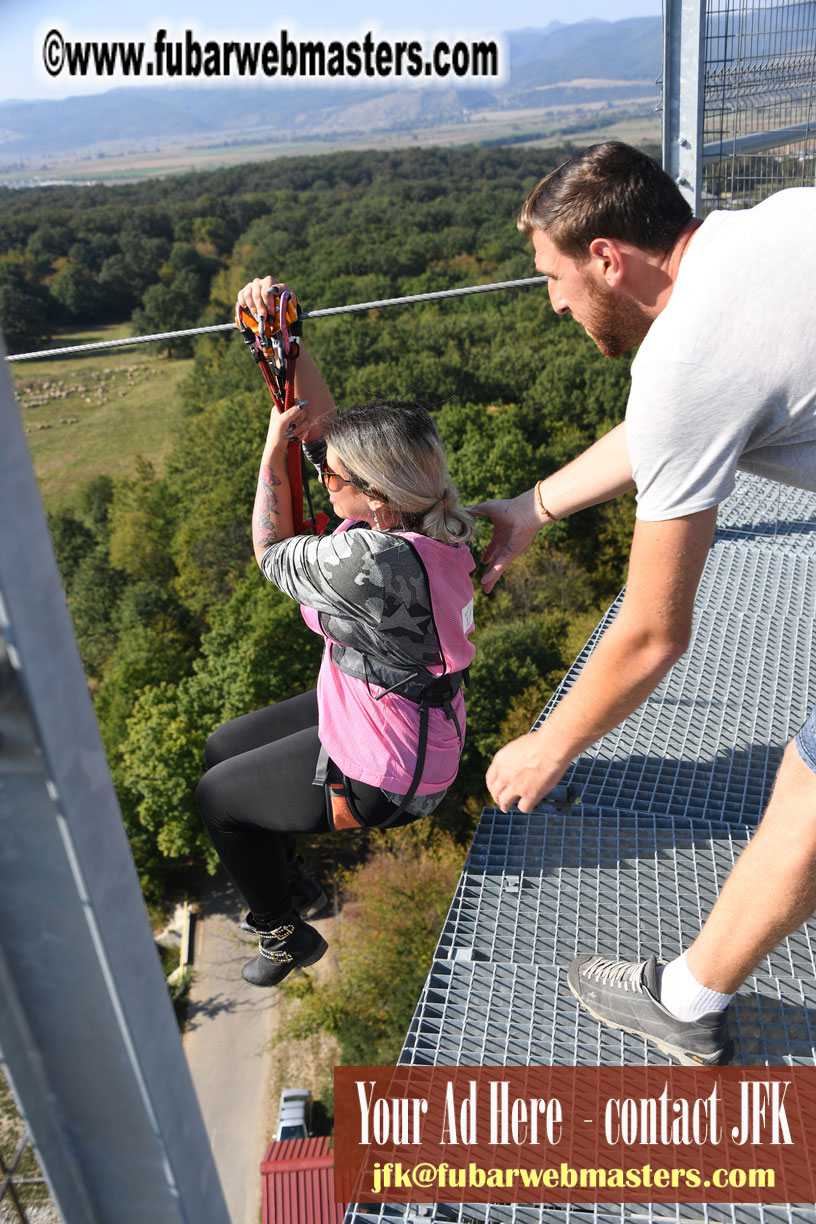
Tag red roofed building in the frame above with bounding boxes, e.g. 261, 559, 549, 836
261, 1136, 345, 1224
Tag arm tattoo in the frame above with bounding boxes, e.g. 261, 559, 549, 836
253, 462, 282, 551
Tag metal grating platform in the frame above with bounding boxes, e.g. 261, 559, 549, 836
714, 473, 816, 544
343, 476, 816, 1224
537, 480, 816, 822
344, 1199, 816, 1219
433, 808, 816, 987
399, 959, 816, 1071
345, 1199, 816, 1222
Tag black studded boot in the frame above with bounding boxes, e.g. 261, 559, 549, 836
241, 910, 328, 988
287, 854, 329, 919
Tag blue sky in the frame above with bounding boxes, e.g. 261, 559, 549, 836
3, 0, 662, 103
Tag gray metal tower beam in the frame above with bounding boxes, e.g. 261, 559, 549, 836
0, 330, 231, 1224
662, 0, 707, 212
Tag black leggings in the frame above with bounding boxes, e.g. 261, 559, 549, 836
195, 689, 403, 921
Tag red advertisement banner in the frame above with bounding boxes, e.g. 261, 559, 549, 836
334, 1066, 816, 1205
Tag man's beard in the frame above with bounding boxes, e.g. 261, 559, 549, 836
581, 276, 651, 358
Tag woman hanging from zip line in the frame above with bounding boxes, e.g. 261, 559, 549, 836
195, 276, 477, 987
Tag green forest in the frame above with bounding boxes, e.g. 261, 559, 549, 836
2, 144, 638, 1064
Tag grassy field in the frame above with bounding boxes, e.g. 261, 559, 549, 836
9, 324, 194, 509
0, 103, 660, 185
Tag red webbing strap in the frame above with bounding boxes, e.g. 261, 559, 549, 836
253, 349, 282, 405
282, 355, 305, 535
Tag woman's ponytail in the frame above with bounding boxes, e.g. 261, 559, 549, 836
324, 402, 474, 545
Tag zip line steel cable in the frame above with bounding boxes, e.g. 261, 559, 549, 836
5, 275, 548, 363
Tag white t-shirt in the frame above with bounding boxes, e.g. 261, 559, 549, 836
626, 188, 816, 521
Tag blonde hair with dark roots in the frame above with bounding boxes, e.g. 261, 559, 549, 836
323, 401, 473, 546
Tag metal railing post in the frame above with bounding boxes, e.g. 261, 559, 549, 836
663, 0, 707, 213
0, 329, 231, 1224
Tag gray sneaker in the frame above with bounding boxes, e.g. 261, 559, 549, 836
568, 954, 734, 1066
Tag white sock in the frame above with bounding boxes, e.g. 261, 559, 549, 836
658, 951, 732, 1022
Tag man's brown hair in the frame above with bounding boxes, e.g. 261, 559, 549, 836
518, 141, 692, 261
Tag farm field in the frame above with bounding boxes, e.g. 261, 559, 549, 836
1, 104, 660, 186
10, 324, 193, 507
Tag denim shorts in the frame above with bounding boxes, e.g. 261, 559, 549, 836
794, 703, 816, 775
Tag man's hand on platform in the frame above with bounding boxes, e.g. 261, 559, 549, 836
486, 731, 569, 814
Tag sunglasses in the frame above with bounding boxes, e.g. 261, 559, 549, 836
319, 459, 358, 494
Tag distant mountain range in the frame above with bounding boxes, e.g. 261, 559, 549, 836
0, 17, 662, 167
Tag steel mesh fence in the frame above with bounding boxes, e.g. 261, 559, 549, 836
702, 0, 816, 210
0, 1065, 58, 1224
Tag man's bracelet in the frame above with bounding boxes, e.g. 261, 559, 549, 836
534, 481, 559, 524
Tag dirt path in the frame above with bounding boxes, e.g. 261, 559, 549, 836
181, 872, 337, 1224
181, 874, 280, 1224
